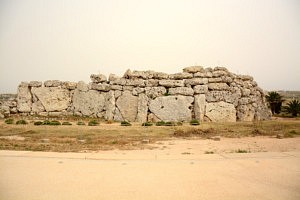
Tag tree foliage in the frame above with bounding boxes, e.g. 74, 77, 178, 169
265, 92, 284, 114
283, 100, 300, 117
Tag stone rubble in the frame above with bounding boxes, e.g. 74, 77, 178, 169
1, 66, 271, 122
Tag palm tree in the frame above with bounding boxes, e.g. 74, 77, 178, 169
265, 92, 284, 114
283, 100, 300, 117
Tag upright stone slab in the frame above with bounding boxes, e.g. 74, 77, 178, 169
194, 94, 206, 122
31, 87, 71, 112
116, 90, 138, 122
72, 89, 105, 116
17, 85, 32, 112
149, 95, 194, 122
205, 101, 236, 122
136, 93, 148, 122
104, 91, 115, 120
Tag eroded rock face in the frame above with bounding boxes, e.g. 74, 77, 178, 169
205, 101, 236, 122
31, 87, 71, 112
17, 86, 32, 112
116, 91, 138, 122
72, 89, 105, 116
149, 95, 194, 121
136, 93, 148, 122
194, 94, 206, 121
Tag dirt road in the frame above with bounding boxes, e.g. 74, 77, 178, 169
0, 138, 300, 200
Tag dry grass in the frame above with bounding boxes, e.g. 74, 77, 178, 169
0, 118, 299, 152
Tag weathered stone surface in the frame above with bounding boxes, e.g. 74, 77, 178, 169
44, 80, 61, 87
145, 79, 159, 87
206, 91, 241, 106
32, 101, 45, 113
110, 78, 127, 86
108, 74, 120, 82
126, 79, 145, 87
114, 90, 122, 99
237, 105, 255, 121
208, 83, 230, 90
137, 93, 148, 122
17, 86, 32, 112
169, 87, 194, 96
72, 89, 105, 116
29, 81, 42, 87
185, 78, 208, 86
147, 113, 161, 122
145, 87, 167, 99
149, 95, 194, 121
208, 77, 222, 83
62, 81, 77, 90
132, 87, 145, 96
90, 74, 107, 83
19, 82, 29, 87
212, 70, 228, 77
194, 85, 208, 94
153, 72, 168, 80
113, 107, 124, 121
104, 91, 115, 120
77, 81, 89, 92
183, 66, 205, 73
159, 80, 184, 87
111, 85, 123, 91
123, 86, 134, 91
194, 71, 212, 78
31, 87, 71, 112
205, 101, 236, 122
169, 72, 193, 79
116, 91, 138, 122
194, 94, 206, 122
91, 83, 111, 91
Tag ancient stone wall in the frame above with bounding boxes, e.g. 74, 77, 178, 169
1, 66, 271, 122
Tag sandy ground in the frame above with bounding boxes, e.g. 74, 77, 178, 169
0, 137, 300, 200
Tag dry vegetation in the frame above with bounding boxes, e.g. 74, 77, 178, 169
0, 117, 299, 152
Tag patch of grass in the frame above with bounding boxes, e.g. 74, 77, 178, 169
155, 121, 166, 126
88, 120, 99, 126
34, 121, 43, 126
142, 122, 153, 126
16, 120, 28, 125
165, 121, 176, 126
49, 120, 61, 126
205, 151, 214, 154
235, 149, 249, 153
77, 121, 85, 126
106, 120, 114, 124
181, 152, 191, 155
190, 119, 200, 126
121, 121, 131, 126
62, 122, 72, 126
4, 118, 14, 124
174, 128, 216, 138
43, 120, 51, 125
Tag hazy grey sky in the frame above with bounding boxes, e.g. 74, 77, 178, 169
0, 0, 299, 93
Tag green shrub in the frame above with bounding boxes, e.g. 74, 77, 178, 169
16, 119, 28, 125
5, 118, 14, 124
155, 121, 166, 126
121, 121, 131, 126
88, 120, 99, 126
43, 120, 51, 125
77, 121, 85, 126
165, 121, 176, 126
62, 121, 72, 125
49, 120, 61, 126
190, 119, 200, 126
142, 122, 153, 126
34, 121, 43, 126
177, 122, 183, 126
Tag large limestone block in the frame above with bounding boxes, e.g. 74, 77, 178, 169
149, 95, 194, 122
136, 93, 148, 122
116, 91, 138, 122
31, 87, 71, 112
104, 91, 115, 120
159, 80, 184, 88
194, 85, 208, 94
145, 87, 167, 99
208, 83, 230, 90
17, 86, 32, 112
29, 81, 42, 87
77, 81, 89, 92
90, 74, 107, 83
169, 87, 194, 96
205, 101, 236, 122
194, 94, 206, 122
183, 66, 205, 73
91, 83, 111, 91
44, 80, 61, 87
185, 78, 208, 86
32, 101, 45, 113
169, 72, 193, 79
72, 89, 105, 116
237, 105, 255, 121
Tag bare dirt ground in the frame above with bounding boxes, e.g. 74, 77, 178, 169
0, 138, 300, 200
0, 118, 300, 199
